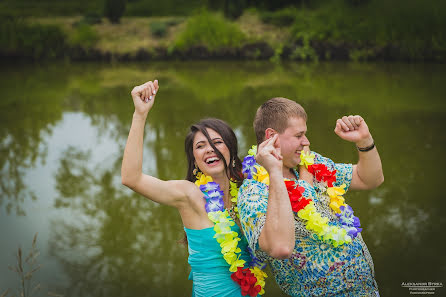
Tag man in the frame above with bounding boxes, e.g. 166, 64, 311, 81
238, 97, 384, 296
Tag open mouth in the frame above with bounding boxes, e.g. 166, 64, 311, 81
205, 156, 221, 165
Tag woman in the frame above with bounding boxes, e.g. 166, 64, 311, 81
121, 80, 261, 297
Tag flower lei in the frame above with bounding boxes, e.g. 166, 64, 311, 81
195, 172, 267, 296
242, 146, 362, 247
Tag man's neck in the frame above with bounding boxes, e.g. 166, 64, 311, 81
282, 167, 297, 180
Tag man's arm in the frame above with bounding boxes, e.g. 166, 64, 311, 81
256, 135, 295, 259
334, 115, 384, 190
258, 169, 294, 259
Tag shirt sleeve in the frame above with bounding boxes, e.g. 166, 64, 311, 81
237, 178, 316, 256
313, 151, 353, 191
237, 179, 268, 255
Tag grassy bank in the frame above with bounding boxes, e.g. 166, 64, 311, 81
1, 2, 445, 62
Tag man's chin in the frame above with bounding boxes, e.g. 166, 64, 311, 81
284, 159, 300, 170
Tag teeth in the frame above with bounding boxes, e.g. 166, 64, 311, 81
206, 157, 219, 164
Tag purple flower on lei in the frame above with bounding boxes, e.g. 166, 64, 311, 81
204, 186, 224, 213
242, 155, 257, 179
203, 190, 224, 212
336, 205, 362, 238
200, 182, 220, 192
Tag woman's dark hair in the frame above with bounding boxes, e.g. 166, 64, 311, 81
179, 118, 244, 246
184, 118, 243, 187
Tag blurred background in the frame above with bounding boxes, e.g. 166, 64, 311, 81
1, 1, 445, 297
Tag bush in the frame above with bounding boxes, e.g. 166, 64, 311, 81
174, 11, 247, 51
150, 21, 168, 38
104, 0, 126, 24
0, 16, 67, 58
289, 0, 446, 60
68, 23, 99, 48
260, 7, 298, 26
82, 11, 103, 25
208, 0, 246, 19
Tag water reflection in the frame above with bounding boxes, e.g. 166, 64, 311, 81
0, 61, 445, 296
50, 146, 189, 296
0, 65, 66, 215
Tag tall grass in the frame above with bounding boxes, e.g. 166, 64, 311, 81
68, 24, 99, 49
0, 17, 67, 58
289, 0, 446, 59
173, 10, 247, 51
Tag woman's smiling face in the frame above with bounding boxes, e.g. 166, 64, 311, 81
193, 128, 230, 177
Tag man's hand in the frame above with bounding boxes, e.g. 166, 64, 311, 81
334, 115, 373, 148
256, 134, 283, 174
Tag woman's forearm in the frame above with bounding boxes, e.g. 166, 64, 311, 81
121, 112, 148, 186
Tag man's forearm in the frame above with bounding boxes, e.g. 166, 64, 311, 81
355, 136, 384, 189
260, 170, 295, 259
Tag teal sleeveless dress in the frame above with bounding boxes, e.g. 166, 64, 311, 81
184, 223, 257, 297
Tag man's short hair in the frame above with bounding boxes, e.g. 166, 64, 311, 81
254, 97, 307, 144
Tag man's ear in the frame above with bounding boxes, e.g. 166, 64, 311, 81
265, 128, 276, 140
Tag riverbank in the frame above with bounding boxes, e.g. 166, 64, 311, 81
1, 10, 444, 63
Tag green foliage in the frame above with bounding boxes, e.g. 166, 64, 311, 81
173, 11, 247, 51
0, 17, 66, 58
125, 0, 205, 16
0, 0, 101, 17
270, 43, 283, 63
291, 32, 318, 62
68, 23, 99, 48
81, 11, 103, 25
208, 0, 246, 19
104, 0, 126, 24
150, 21, 168, 38
260, 7, 298, 26
288, 0, 446, 60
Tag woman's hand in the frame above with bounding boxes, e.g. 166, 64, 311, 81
130, 80, 159, 116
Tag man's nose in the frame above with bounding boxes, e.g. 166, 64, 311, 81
303, 136, 310, 146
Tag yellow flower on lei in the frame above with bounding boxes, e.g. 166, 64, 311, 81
297, 203, 329, 235
323, 226, 352, 247
299, 150, 315, 167
327, 184, 347, 213
253, 165, 270, 185
195, 172, 213, 186
251, 267, 268, 294
221, 237, 242, 254
248, 145, 257, 156
228, 254, 246, 272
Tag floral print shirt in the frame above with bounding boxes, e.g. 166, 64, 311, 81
238, 152, 379, 297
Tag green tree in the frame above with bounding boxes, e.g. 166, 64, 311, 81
104, 0, 126, 24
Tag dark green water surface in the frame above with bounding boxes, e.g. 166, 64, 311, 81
1, 61, 445, 297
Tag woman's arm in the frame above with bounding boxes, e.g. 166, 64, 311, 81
121, 80, 191, 208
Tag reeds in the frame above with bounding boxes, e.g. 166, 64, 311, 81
3, 233, 42, 297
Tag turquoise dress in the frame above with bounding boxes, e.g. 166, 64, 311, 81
184, 223, 256, 297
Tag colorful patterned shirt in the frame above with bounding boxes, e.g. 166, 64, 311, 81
238, 152, 379, 297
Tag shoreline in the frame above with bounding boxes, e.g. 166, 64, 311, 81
2, 41, 444, 63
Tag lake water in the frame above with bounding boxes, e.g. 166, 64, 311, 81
1, 61, 445, 296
